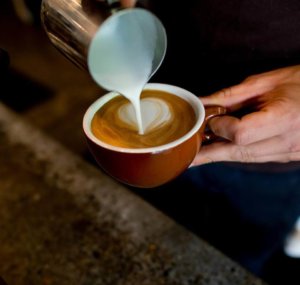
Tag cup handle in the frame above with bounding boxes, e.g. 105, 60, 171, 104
201, 105, 227, 142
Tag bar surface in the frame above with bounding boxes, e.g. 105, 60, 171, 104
0, 103, 265, 285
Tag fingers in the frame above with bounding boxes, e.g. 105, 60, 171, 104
120, 0, 137, 7
192, 148, 300, 166
194, 67, 300, 165
208, 101, 291, 145
200, 82, 266, 108
191, 132, 300, 166
208, 113, 272, 145
200, 71, 281, 107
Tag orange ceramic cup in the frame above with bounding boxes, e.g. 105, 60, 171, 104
83, 83, 225, 188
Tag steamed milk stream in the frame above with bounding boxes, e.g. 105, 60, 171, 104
94, 29, 154, 135
110, 57, 152, 135
88, 10, 161, 135
88, 10, 196, 146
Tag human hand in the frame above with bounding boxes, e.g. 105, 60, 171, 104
191, 65, 300, 166
120, 0, 137, 8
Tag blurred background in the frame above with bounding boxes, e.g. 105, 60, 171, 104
1, 1, 300, 284
0, 0, 104, 159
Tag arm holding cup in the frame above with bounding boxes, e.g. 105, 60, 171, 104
191, 65, 300, 166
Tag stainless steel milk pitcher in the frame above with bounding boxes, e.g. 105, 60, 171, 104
41, 0, 166, 74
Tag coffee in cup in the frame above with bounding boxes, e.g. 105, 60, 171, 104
83, 83, 225, 188
91, 89, 196, 148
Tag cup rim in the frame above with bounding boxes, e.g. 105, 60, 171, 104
83, 83, 205, 154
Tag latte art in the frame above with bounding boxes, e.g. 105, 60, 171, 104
91, 89, 196, 148
118, 98, 172, 133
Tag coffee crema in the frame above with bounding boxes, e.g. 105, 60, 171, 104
91, 89, 196, 148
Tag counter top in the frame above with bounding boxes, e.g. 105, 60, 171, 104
0, 103, 265, 285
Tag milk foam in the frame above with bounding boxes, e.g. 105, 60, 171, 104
118, 98, 172, 133
91, 90, 196, 149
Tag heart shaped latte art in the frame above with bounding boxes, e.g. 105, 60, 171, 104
118, 98, 172, 133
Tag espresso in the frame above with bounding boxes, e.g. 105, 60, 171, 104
91, 89, 196, 148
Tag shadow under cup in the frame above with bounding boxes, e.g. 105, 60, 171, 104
83, 83, 223, 188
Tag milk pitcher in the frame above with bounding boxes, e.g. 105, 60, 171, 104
41, 0, 167, 81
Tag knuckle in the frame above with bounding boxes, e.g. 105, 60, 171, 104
243, 74, 260, 85
287, 140, 300, 153
282, 134, 300, 153
219, 87, 232, 98
232, 147, 254, 162
209, 119, 222, 135
233, 128, 251, 146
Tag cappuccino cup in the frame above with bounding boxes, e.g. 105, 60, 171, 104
83, 83, 225, 188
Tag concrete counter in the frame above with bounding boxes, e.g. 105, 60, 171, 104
0, 103, 265, 285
